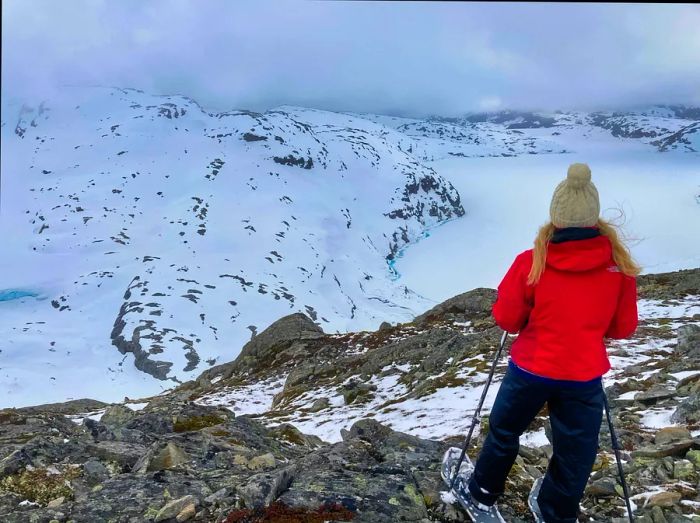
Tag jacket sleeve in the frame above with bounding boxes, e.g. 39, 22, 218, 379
605, 274, 638, 339
492, 252, 534, 334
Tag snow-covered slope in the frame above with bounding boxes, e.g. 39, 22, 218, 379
1, 87, 465, 406
653, 122, 700, 152
1, 88, 698, 407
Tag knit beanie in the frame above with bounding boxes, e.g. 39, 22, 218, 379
549, 163, 600, 228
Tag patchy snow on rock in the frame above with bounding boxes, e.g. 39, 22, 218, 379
616, 391, 640, 401
65, 408, 108, 425
520, 427, 549, 448
263, 365, 504, 442
603, 296, 694, 385
195, 374, 287, 416
630, 485, 671, 509
669, 370, 700, 381
637, 296, 700, 319
124, 402, 149, 411
638, 407, 678, 430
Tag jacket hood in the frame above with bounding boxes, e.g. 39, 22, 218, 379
546, 235, 613, 272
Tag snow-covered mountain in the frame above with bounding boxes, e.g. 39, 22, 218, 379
1, 87, 466, 405
357, 104, 700, 156
1, 87, 698, 407
653, 122, 700, 153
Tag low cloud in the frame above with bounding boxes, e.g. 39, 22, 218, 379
3, 1, 699, 116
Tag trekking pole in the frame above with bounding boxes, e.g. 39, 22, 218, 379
602, 392, 635, 523
450, 330, 509, 490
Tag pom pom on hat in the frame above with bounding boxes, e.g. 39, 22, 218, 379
549, 163, 600, 228
566, 163, 591, 189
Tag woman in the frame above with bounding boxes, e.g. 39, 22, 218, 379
465, 163, 640, 523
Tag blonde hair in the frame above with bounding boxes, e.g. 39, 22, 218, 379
526, 216, 641, 285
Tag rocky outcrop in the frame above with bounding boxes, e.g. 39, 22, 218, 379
2, 399, 697, 522
12, 399, 109, 416
111, 280, 175, 381
0, 401, 452, 522
191, 313, 326, 391
652, 122, 700, 152
413, 287, 496, 326
638, 267, 700, 300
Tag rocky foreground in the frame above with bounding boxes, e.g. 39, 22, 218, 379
1, 268, 699, 522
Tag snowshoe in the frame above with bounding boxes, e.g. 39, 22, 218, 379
440, 446, 474, 485
441, 447, 506, 523
528, 476, 545, 523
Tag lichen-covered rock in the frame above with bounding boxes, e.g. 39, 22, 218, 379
676, 324, 700, 360
100, 404, 137, 428
413, 288, 496, 326
672, 459, 695, 480
13, 399, 109, 417
654, 426, 691, 446
308, 397, 330, 412
631, 439, 698, 459
201, 312, 325, 383
82, 459, 109, 486
671, 392, 700, 424
635, 386, 675, 404
144, 442, 189, 472
88, 440, 148, 469
646, 490, 681, 508
155, 494, 198, 522
237, 465, 296, 510
686, 449, 700, 468
586, 478, 619, 497
637, 268, 700, 300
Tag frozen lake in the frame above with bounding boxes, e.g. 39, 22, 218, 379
392, 152, 700, 303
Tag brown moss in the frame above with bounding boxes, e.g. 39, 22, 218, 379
270, 425, 307, 446
207, 428, 232, 438
173, 414, 226, 432
0, 410, 22, 424
376, 397, 408, 410
415, 368, 468, 397
471, 318, 496, 331
592, 453, 613, 472
271, 386, 308, 409
0, 466, 81, 505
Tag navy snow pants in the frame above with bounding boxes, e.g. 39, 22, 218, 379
467, 360, 605, 523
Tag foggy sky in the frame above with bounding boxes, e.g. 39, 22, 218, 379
3, 1, 700, 117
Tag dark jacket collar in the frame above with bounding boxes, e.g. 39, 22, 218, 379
551, 226, 601, 244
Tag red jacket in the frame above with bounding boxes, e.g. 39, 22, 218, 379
493, 234, 638, 381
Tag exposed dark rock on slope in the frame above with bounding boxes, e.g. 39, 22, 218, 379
652, 122, 700, 153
